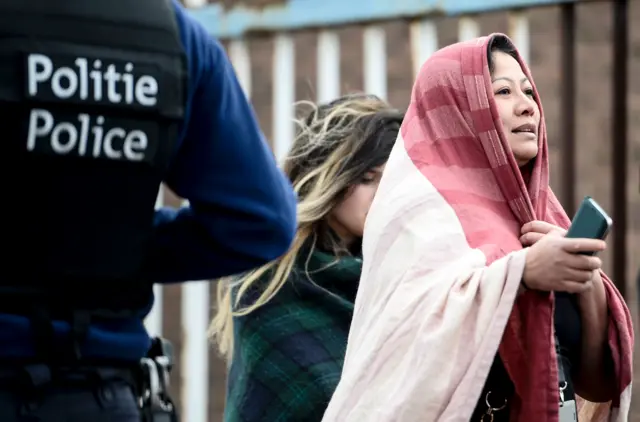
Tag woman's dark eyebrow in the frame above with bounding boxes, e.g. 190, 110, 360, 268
491, 76, 530, 84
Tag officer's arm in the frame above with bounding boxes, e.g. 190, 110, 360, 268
147, 21, 296, 283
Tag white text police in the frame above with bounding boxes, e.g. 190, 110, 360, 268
27, 53, 159, 107
27, 109, 150, 162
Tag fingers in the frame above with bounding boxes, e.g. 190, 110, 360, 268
521, 220, 567, 236
559, 237, 606, 254
562, 267, 596, 283
520, 228, 569, 246
557, 279, 593, 294
564, 253, 602, 271
520, 232, 543, 246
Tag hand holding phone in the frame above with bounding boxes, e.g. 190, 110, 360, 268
521, 196, 609, 293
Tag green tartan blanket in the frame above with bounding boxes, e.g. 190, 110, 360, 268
223, 248, 362, 422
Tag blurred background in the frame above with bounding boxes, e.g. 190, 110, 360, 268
152, 0, 640, 420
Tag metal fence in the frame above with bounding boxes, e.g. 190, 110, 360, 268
150, 1, 639, 421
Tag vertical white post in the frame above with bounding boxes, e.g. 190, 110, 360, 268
508, 11, 530, 64
144, 187, 165, 337
183, 0, 206, 8
272, 33, 296, 162
317, 30, 341, 103
180, 199, 210, 422
409, 19, 438, 79
229, 39, 252, 98
363, 25, 387, 99
458, 17, 480, 41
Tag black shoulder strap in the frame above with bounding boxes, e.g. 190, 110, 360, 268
555, 331, 575, 404
474, 330, 574, 417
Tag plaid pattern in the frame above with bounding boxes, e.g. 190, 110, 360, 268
224, 249, 362, 422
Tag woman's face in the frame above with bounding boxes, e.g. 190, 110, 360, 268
329, 164, 386, 246
490, 51, 541, 167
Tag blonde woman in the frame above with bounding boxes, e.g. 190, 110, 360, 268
210, 94, 404, 422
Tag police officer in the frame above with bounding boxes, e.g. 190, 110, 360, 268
0, 0, 297, 421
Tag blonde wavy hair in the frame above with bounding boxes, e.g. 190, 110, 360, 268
209, 94, 403, 360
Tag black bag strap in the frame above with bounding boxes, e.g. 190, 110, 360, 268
555, 331, 574, 404
475, 328, 574, 416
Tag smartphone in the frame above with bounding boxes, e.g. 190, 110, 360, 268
565, 196, 613, 255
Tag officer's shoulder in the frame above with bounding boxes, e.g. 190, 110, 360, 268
171, 0, 225, 59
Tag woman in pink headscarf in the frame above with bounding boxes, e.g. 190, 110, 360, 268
321, 34, 633, 422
